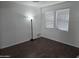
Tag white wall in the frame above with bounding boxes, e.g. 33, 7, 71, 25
41, 2, 79, 48
0, 2, 41, 49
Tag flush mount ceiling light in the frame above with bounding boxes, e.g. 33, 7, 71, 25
32, 1, 42, 4
32, 1, 40, 3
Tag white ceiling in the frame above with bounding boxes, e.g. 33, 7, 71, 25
13, 1, 65, 8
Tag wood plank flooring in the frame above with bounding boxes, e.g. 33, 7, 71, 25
1, 37, 79, 58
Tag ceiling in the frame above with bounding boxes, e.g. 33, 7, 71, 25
12, 1, 65, 8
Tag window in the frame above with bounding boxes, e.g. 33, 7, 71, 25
45, 8, 70, 32
45, 11, 55, 28
56, 8, 70, 31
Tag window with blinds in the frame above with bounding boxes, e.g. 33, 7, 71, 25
45, 8, 70, 32
56, 8, 70, 31
45, 11, 55, 28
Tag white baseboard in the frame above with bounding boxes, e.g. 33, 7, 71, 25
42, 35, 79, 48
0, 36, 38, 49
1, 38, 30, 49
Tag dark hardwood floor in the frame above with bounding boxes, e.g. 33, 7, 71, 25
1, 37, 79, 58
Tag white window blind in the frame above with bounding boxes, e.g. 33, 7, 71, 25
56, 8, 70, 31
45, 11, 55, 28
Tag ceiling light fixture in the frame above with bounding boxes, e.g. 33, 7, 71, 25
32, 1, 40, 3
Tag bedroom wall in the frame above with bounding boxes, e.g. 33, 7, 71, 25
0, 2, 41, 49
41, 1, 79, 48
